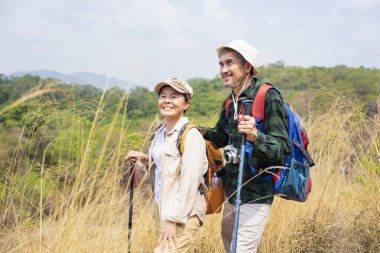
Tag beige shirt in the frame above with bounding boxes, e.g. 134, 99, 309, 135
148, 117, 208, 224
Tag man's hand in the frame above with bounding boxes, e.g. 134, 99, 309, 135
238, 115, 258, 142
157, 220, 177, 251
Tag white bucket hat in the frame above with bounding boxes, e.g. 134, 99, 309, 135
154, 77, 193, 98
216, 39, 260, 73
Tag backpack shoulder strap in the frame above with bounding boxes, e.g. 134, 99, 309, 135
177, 122, 199, 155
226, 83, 275, 121
252, 83, 273, 120
224, 96, 232, 118
222, 96, 233, 133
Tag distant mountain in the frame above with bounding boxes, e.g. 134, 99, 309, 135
11, 70, 134, 90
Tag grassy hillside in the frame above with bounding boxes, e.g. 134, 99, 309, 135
0, 65, 379, 252
0, 96, 379, 252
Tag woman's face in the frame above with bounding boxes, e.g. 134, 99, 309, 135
158, 86, 190, 121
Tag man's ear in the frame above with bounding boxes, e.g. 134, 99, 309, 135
245, 63, 253, 74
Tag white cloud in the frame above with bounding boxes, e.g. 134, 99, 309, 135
264, 15, 282, 30
0, 0, 379, 88
344, 0, 380, 10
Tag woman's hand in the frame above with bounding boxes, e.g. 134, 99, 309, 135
125, 151, 149, 166
157, 220, 177, 251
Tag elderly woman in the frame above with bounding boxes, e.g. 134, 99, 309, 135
125, 78, 208, 252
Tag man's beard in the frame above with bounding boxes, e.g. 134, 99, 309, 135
224, 80, 240, 89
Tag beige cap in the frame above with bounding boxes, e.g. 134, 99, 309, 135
154, 77, 193, 97
216, 39, 260, 73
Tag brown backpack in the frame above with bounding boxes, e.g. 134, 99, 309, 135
177, 123, 225, 214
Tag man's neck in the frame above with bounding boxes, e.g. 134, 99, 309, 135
232, 75, 253, 98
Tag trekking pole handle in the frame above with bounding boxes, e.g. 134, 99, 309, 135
241, 134, 246, 144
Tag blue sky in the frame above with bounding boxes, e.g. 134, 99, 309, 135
1, 0, 379, 89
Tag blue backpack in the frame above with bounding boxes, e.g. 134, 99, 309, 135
224, 83, 315, 202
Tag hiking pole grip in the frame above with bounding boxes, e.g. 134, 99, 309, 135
128, 162, 135, 252
231, 134, 246, 253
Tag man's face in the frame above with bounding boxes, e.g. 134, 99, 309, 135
219, 51, 249, 90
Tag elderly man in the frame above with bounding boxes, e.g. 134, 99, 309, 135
202, 39, 291, 252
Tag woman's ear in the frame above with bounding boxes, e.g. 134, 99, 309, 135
184, 100, 191, 111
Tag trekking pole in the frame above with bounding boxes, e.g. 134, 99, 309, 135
231, 101, 252, 253
128, 162, 135, 253
231, 134, 246, 253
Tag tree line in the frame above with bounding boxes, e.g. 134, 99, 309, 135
1, 63, 379, 126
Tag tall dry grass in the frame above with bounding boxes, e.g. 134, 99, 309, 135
260, 97, 380, 252
0, 93, 379, 253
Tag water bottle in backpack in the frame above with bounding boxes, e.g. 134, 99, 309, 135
211, 172, 222, 188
